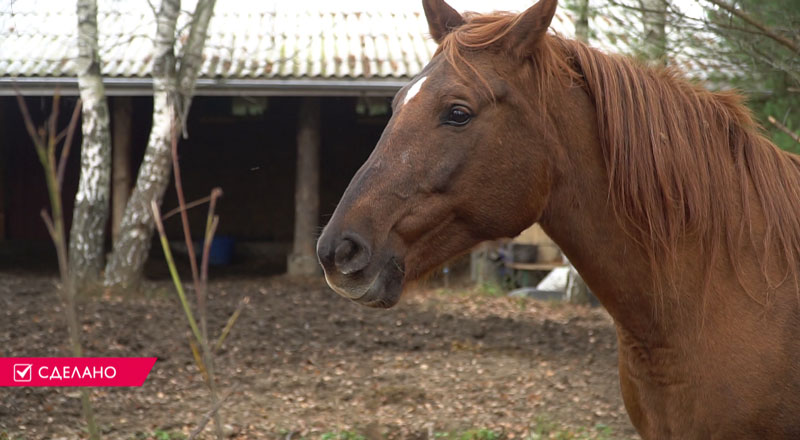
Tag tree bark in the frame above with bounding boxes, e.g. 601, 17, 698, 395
640, 0, 668, 63
176, 0, 217, 131
111, 96, 132, 243
104, 0, 217, 290
104, 0, 180, 290
70, 0, 112, 291
574, 0, 590, 43
287, 98, 321, 275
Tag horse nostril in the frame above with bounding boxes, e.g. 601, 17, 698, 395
334, 235, 370, 275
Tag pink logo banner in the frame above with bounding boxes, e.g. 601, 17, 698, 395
0, 357, 157, 387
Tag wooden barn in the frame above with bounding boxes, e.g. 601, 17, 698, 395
0, 1, 571, 276
0, 2, 440, 274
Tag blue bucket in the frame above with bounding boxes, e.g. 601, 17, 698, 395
208, 236, 235, 265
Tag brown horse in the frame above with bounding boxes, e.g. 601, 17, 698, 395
316, 0, 800, 437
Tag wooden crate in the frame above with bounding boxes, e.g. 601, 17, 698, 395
513, 224, 561, 263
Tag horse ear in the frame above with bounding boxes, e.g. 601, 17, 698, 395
506, 0, 558, 57
422, 0, 465, 44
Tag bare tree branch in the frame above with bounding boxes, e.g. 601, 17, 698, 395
187, 386, 238, 440
768, 115, 800, 144
40, 209, 58, 245
162, 194, 214, 220
57, 98, 83, 187
14, 92, 44, 151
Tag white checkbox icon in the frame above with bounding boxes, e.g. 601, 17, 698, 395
13, 364, 33, 382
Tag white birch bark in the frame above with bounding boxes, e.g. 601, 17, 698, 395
104, 0, 179, 290
104, 0, 217, 290
70, 0, 112, 290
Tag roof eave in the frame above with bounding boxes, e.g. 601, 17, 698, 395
0, 77, 410, 97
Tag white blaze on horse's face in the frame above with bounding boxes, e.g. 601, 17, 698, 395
402, 76, 428, 107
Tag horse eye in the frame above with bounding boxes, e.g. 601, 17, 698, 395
446, 106, 471, 126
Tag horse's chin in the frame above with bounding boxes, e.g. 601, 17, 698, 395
324, 256, 406, 308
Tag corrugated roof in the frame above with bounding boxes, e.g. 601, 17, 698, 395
2, 1, 720, 95
0, 4, 438, 81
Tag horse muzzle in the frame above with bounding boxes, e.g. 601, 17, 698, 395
316, 229, 406, 308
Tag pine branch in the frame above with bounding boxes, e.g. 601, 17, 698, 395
700, 0, 800, 55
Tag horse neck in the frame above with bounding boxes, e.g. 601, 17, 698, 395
536, 84, 703, 340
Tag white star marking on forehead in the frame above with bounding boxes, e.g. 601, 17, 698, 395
402, 76, 428, 106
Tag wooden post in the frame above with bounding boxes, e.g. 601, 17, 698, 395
111, 96, 132, 243
287, 97, 321, 275
470, 242, 496, 285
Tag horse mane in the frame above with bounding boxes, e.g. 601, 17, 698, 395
439, 12, 800, 298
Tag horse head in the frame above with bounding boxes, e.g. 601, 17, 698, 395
317, 0, 563, 307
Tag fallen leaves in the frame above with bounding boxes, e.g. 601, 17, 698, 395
1, 274, 637, 439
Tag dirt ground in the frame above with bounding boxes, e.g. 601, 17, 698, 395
0, 272, 638, 439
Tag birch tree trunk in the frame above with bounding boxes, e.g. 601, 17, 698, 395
177, 0, 216, 130
104, 0, 217, 290
70, 0, 112, 291
104, 0, 179, 290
